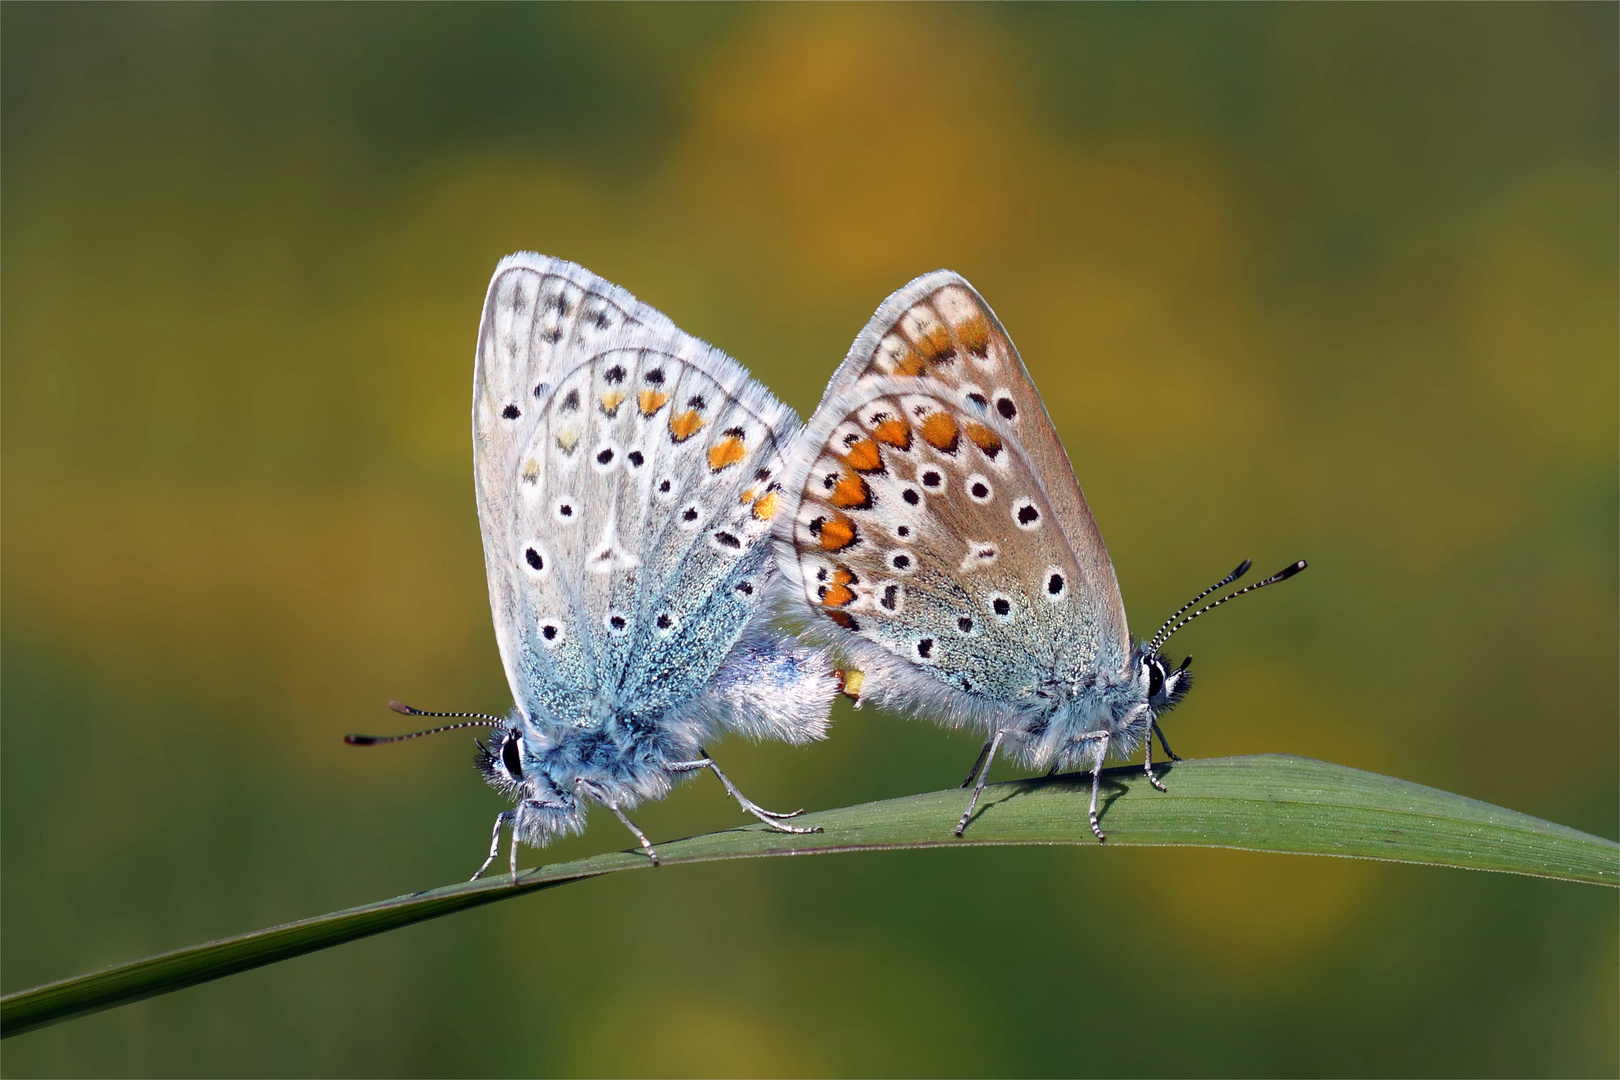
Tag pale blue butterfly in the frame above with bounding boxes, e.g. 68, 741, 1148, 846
351, 255, 837, 876
772, 271, 1304, 840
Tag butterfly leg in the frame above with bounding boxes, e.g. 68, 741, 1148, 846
1086, 732, 1111, 841
1143, 727, 1169, 793
576, 779, 660, 866
1152, 721, 1182, 762
961, 738, 997, 789
696, 751, 823, 835
954, 730, 1007, 837
470, 810, 517, 882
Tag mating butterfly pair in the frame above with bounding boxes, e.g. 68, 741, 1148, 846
348, 254, 1304, 877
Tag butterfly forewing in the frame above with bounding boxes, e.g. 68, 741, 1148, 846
474, 255, 676, 606
473, 258, 798, 728
777, 377, 1093, 705
812, 271, 1130, 665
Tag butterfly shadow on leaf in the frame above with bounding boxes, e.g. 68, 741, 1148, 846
959, 761, 1179, 836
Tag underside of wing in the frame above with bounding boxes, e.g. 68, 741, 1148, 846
773, 378, 1115, 727
813, 271, 1130, 658
472, 258, 808, 731
474, 255, 678, 560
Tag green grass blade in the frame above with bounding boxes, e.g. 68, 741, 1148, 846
5, 754, 1615, 1037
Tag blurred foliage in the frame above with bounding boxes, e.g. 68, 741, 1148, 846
3, 4, 1615, 1077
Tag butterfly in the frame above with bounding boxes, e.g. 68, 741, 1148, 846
350, 254, 838, 877
772, 270, 1305, 840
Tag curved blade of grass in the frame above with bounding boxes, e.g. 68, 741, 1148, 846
5, 754, 1615, 1037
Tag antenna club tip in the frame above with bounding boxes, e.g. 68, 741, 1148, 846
344, 734, 379, 746
388, 701, 414, 715
1235, 558, 1253, 575
1278, 560, 1307, 578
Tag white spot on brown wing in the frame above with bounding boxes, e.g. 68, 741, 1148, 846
960, 542, 999, 572
1043, 567, 1069, 603
872, 333, 912, 375
1012, 498, 1042, 530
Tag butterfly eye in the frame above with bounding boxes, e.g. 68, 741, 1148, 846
1146, 659, 1165, 700
500, 733, 524, 781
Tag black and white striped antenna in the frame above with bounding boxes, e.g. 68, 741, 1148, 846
1149, 560, 1308, 655
344, 701, 506, 746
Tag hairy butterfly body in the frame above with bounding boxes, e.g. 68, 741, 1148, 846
773, 271, 1304, 839
354, 254, 837, 876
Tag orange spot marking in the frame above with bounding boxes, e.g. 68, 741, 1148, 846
920, 411, 960, 453
893, 350, 929, 377
599, 390, 626, 415
821, 566, 858, 607
669, 409, 705, 443
827, 610, 858, 630
751, 490, 779, 521
829, 471, 871, 510
707, 435, 747, 472
818, 513, 857, 552
873, 418, 912, 450
914, 324, 955, 361
844, 438, 884, 474
822, 582, 856, 608
957, 313, 991, 357
638, 389, 668, 416
965, 422, 1002, 457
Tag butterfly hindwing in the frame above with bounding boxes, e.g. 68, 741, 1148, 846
474, 255, 676, 566
775, 377, 1094, 718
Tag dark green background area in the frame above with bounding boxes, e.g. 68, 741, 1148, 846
3, 5, 1615, 1076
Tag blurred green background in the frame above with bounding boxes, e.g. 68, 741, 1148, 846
3, 5, 1615, 1077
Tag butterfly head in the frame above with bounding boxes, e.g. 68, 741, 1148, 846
475, 726, 529, 794
1141, 650, 1193, 716
475, 724, 590, 844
